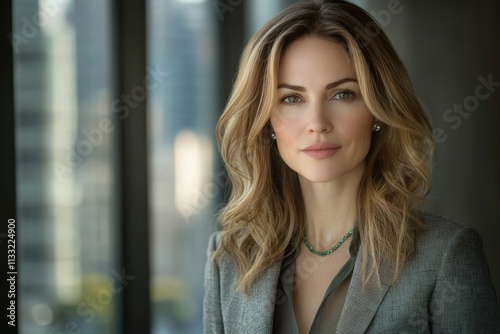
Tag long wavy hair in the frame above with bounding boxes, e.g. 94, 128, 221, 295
214, 0, 434, 293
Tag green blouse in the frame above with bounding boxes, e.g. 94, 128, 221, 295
272, 233, 358, 333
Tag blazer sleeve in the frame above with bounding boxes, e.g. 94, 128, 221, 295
203, 232, 224, 334
430, 226, 500, 333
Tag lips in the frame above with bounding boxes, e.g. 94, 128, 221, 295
302, 143, 341, 159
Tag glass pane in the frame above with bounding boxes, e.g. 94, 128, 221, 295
148, 0, 219, 332
14, 0, 118, 333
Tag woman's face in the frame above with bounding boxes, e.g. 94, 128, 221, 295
270, 37, 375, 184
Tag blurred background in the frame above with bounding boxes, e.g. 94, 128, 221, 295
2, 0, 499, 333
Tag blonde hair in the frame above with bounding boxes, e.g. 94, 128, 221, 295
215, 0, 434, 293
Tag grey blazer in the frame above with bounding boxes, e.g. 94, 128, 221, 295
204, 212, 500, 333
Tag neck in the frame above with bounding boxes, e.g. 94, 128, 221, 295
299, 164, 364, 247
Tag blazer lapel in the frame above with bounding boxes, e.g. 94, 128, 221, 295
240, 259, 283, 334
336, 253, 395, 333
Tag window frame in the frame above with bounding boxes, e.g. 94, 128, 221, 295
113, 0, 151, 332
0, 1, 18, 331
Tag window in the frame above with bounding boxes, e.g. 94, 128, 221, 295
147, 0, 219, 332
14, 0, 117, 332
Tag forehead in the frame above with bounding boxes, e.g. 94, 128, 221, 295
278, 37, 354, 84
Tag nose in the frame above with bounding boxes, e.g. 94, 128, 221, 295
308, 102, 333, 134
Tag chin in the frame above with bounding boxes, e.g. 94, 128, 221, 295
297, 172, 344, 184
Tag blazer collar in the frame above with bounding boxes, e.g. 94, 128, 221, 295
237, 246, 395, 334
336, 251, 395, 333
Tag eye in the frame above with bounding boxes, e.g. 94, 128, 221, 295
281, 95, 302, 104
333, 90, 355, 101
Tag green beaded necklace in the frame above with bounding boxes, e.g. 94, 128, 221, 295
302, 229, 353, 256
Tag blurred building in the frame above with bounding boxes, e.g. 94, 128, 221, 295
148, 0, 218, 332
15, 0, 115, 332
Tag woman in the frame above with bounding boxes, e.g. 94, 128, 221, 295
204, 0, 500, 333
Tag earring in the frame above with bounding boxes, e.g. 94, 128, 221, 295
373, 123, 381, 132
271, 133, 277, 140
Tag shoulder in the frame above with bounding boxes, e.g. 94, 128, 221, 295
392, 210, 489, 290
415, 210, 483, 252
368, 218, 500, 332
404, 212, 500, 331
205, 231, 239, 284
204, 231, 239, 318
206, 231, 231, 264
205, 231, 228, 269
417, 210, 471, 234
404, 211, 495, 300
206, 231, 221, 255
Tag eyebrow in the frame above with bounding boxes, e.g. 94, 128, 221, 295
277, 78, 358, 91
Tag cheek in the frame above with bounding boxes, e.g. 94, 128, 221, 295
271, 114, 302, 153
271, 114, 301, 138
271, 113, 300, 134
337, 112, 374, 145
